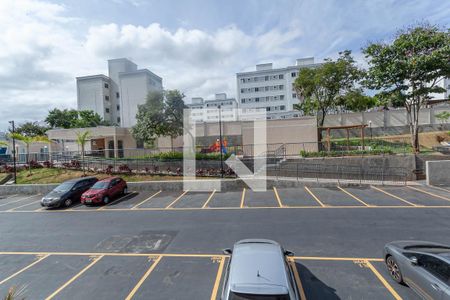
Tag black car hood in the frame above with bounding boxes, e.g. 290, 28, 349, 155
44, 190, 67, 199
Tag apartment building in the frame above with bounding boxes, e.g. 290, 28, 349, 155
187, 93, 238, 123
236, 57, 321, 119
77, 58, 163, 128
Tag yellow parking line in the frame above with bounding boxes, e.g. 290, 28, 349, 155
273, 187, 284, 207
45, 255, 104, 300
304, 186, 326, 207
166, 190, 189, 209
125, 256, 162, 300
295, 256, 384, 262
407, 186, 450, 202
365, 260, 402, 300
0, 194, 35, 207
289, 259, 307, 300
337, 186, 371, 207
97, 192, 137, 210
0, 254, 49, 286
210, 256, 225, 300
6, 199, 41, 211
202, 190, 216, 208
0, 251, 226, 258
371, 186, 419, 207
131, 190, 162, 209
240, 188, 246, 208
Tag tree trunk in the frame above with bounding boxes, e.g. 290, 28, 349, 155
407, 102, 420, 153
82, 145, 85, 176
27, 144, 32, 175
317, 109, 326, 150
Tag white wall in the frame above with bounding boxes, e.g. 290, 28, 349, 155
77, 77, 110, 121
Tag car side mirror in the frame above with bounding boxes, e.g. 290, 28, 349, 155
410, 256, 418, 265
223, 248, 232, 255
284, 250, 294, 257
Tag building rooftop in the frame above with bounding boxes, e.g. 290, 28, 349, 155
76, 74, 110, 81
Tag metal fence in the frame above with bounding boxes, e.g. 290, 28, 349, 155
273, 161, 409, 184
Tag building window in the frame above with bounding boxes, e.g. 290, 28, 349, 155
265, 76, 269, 81
105, 95, 109, 101
280, 105, 285, 110
292, 93, 297, 98
241, 88, 244, 93
117, 105, 120, 110
291, 72, 296, 77
116, 92, 120, 98
117, 117, 121, 123
241, 99, 246, 103
255, 98, 260, 102
279, 74, 284, 79
266, 107, 271, 112
106, 108, 110, 113
280, 95, 285, 100
279, 85, 284, 90
104, 83, 109, 88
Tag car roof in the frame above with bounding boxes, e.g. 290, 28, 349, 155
229, 239, 289, 295
97, 177, 120, 183
64, 176, 97, 183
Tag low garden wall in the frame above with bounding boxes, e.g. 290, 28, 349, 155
426, 160, 450, 186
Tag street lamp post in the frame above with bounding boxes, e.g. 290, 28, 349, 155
368, 120, 373, 140
218, 105, 224, 178
8, 120, 17, 184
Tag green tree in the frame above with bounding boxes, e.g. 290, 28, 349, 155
15, 122, 49, 137
46, 109, 110, 128
339, 90, 379, 112
8, 133, 50, 175
76, 131, 91, 176
293, 50, 362, 134
435, 111, 450, 123
363, 24, 450, 153
132, 90, 187, 145
45, 109, 79, 128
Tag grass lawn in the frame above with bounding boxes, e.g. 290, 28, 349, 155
15, 168, 186, 184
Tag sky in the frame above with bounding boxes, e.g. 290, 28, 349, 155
0, 0, 449, 131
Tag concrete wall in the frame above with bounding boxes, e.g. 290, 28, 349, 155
426, 160, 450, 186
324, 106, 450, 128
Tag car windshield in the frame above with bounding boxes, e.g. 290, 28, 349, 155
91, 182, 110, 189
229, 292, 290, 300
53, 182, 74, 192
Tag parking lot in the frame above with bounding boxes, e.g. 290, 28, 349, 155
0, 184, 449, 299
0, 251, 420, 299
0, 184, 449, 213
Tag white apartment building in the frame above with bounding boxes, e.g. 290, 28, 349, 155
236, 57, 321, 119
77, 58, 163, 128
187, 93, 238, 123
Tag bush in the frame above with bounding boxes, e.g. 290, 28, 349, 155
29, 160, 43, 169
43, 161, 54, 168
62, 160, 81, 169
118, 164, 132, 173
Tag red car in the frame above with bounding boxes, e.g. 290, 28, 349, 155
81, 177, 128, 205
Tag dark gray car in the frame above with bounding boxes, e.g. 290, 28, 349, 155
221, 239, 299, 300
384, 241, 450, 300
41, 177, 98, 208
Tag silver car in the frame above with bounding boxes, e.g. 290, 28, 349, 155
221, 239, 300, 300
384, 241, 450, 300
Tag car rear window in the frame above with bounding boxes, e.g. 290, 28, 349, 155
229, 292, 290, 300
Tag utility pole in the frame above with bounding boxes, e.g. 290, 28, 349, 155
218, 105, 224, 178
8, 120, 17, 184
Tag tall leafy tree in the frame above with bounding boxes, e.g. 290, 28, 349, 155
293, 50, 362, 135
132, 90, 187, 145
45, 109, 110, 129
15, 122, 49, 137
339, 90, 379, 112
45, 109, 79, 128
363, 24, 450, 152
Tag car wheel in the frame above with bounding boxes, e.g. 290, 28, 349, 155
64, 198, 72, 207
123, 187, 128, 195
386, 256, 403, 283
103, 196, 110, 205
